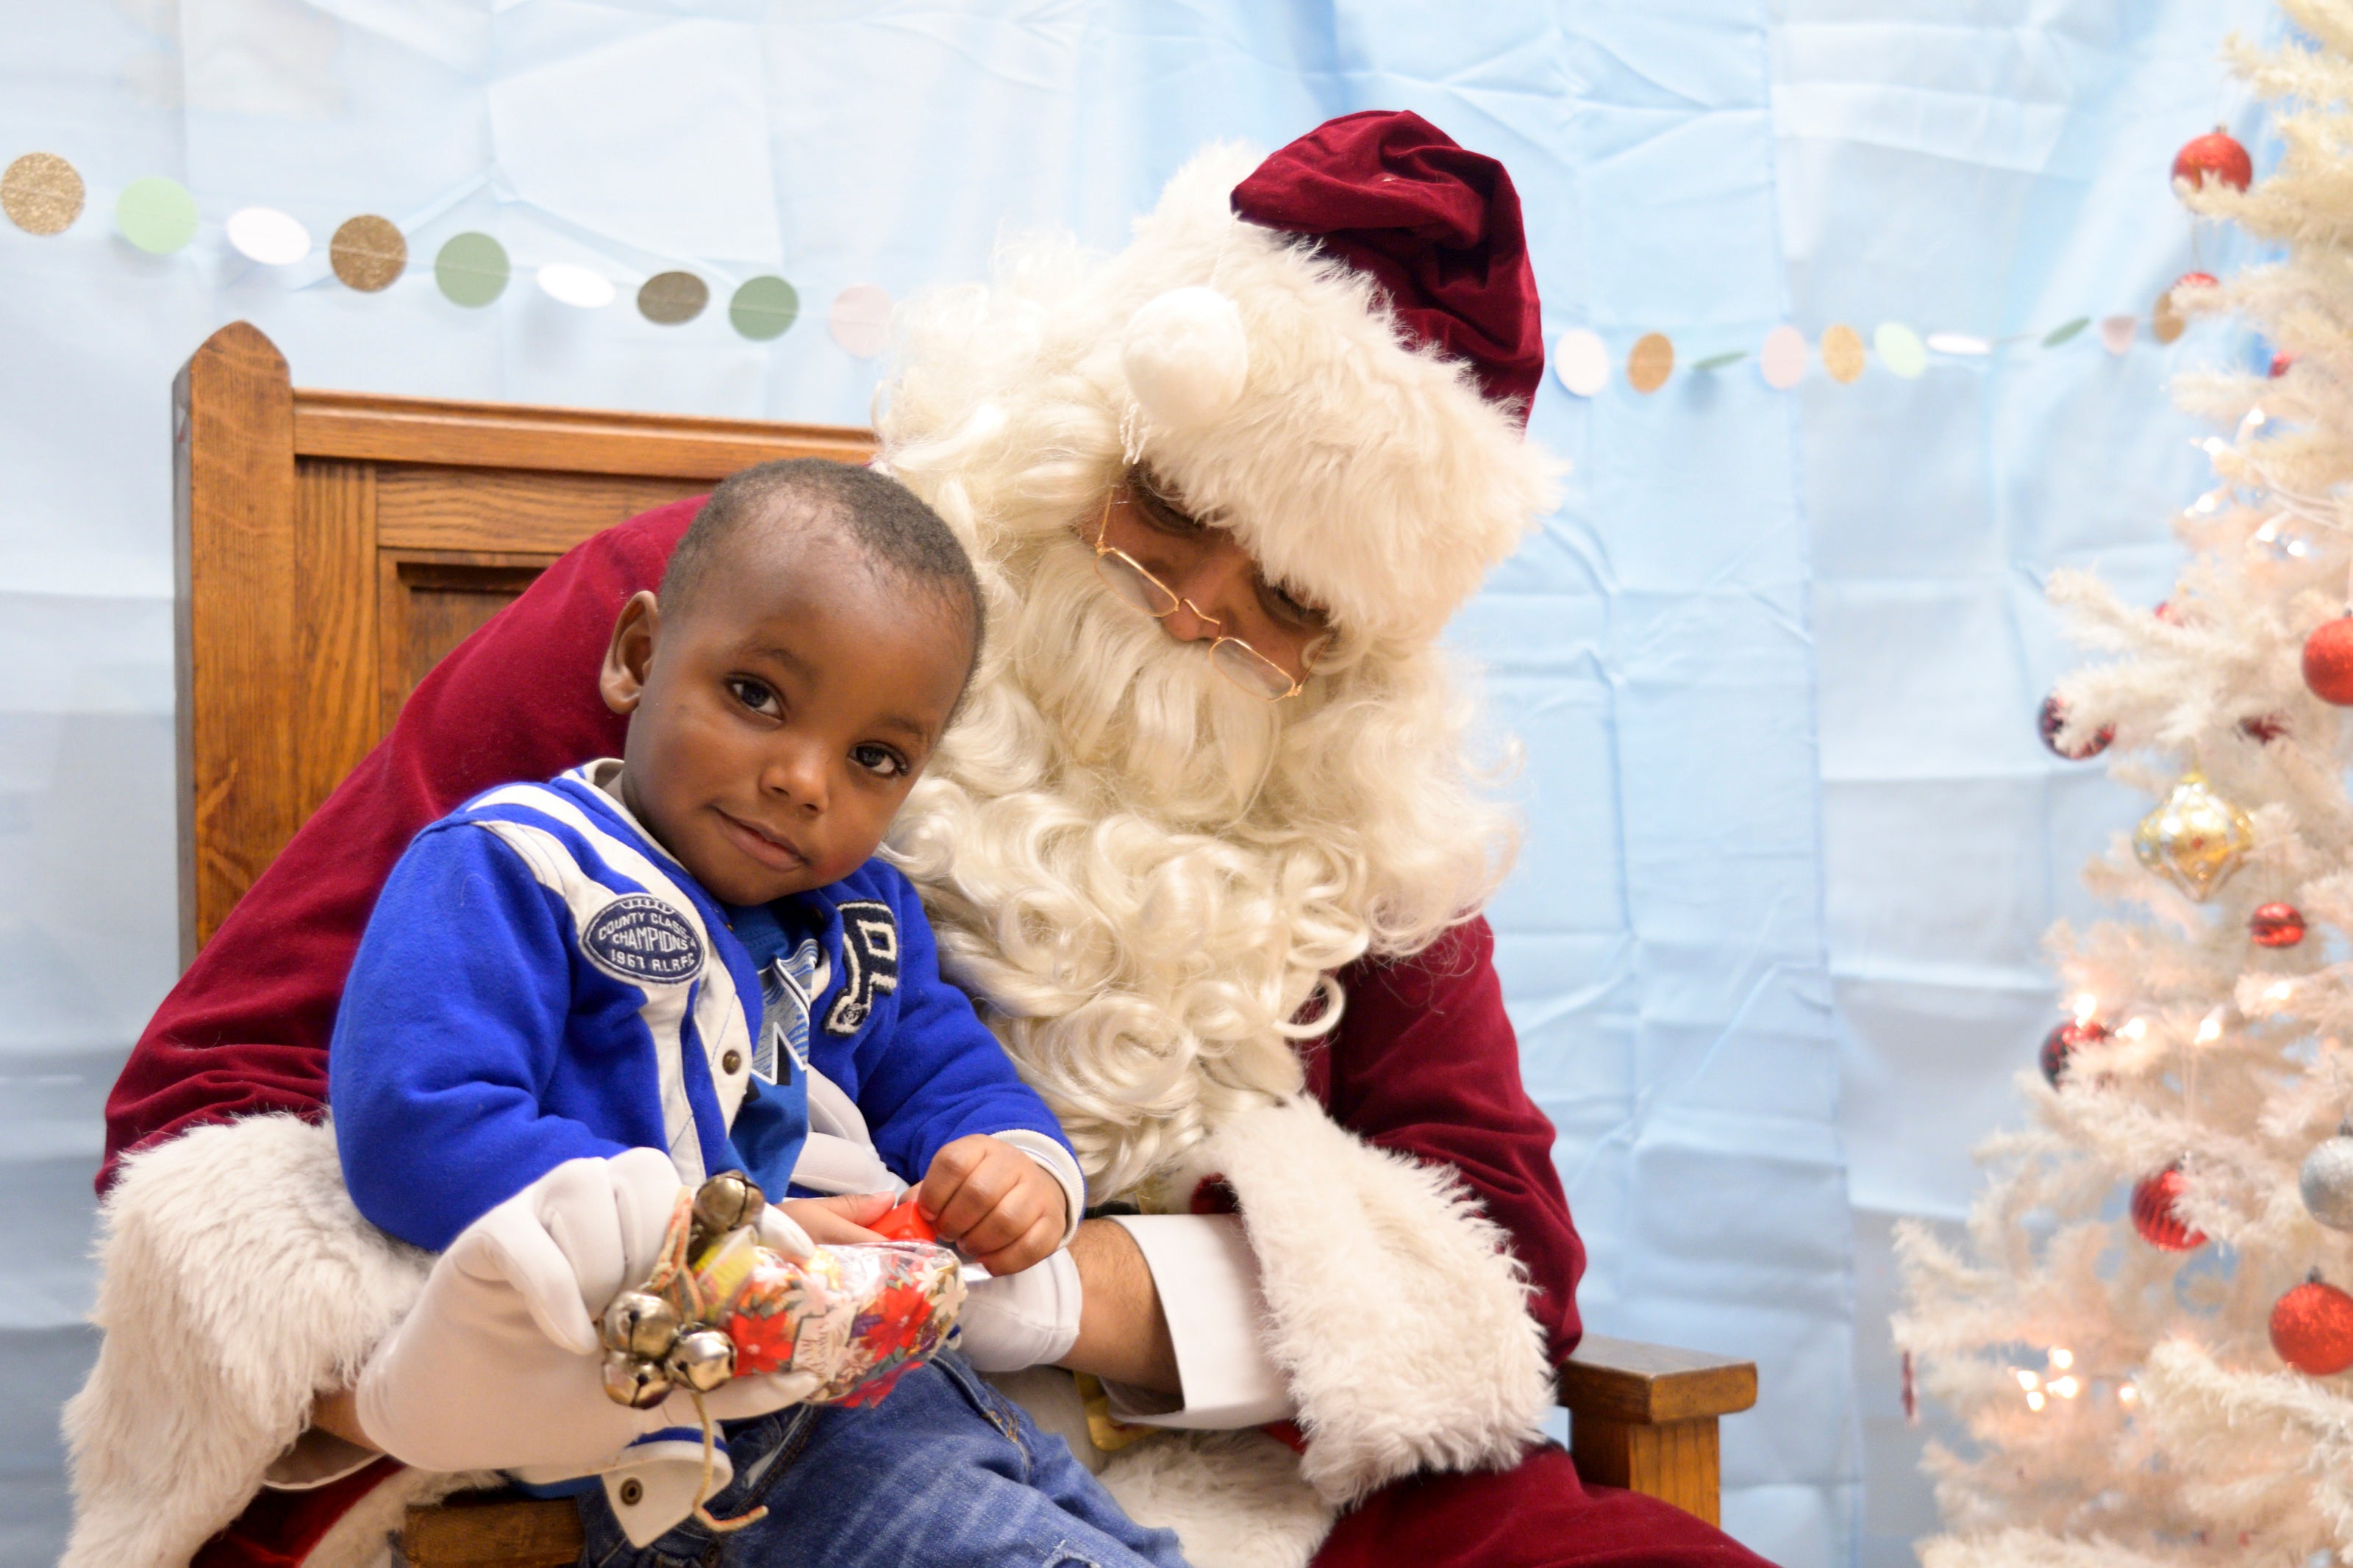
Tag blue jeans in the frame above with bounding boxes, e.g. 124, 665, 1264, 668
576, 1353, 1189, 1568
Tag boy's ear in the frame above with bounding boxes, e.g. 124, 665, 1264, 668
600, 592, 661, 716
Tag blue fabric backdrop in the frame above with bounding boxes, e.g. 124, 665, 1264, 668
0, 3, 2278, 1563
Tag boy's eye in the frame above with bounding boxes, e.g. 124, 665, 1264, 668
728, 677, 780, 717
851, 742, 909, 779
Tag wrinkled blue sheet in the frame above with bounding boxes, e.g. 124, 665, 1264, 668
0, 1, 2277, 1561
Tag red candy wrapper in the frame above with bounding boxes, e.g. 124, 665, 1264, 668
685, 1231, 965, 1407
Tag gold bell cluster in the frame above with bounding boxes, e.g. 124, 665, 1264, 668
2132, 771, 2254, 901
600, 1170, 767, 1408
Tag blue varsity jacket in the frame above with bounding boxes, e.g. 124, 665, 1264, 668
329, 762, 1071, 1253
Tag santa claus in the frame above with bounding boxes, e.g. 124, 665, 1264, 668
68, 112, 1774, 1568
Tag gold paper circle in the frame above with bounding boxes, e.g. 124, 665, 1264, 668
329, 215, 407, 292
1821, 323, 1866, 384
2152, 289, 2186, 345
2, 152, 85, 236
1626, 332, 1674, 394
638, 270, 709, 326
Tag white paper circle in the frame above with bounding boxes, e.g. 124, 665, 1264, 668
1553, 328, 1609, 397
1759, 325, 1806, 390
2099, 315, 2137, 356
224, 206, 310, 266
1925, 332, 1990, 356
829, 283, 893, 357
537, 263, 615, 309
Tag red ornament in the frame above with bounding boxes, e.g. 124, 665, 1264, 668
2041, 1019, 2109, 1086
2038, 695, 2113, 761
2251, 903, 2307, 948
2304, 618, 2353, 704
2131, 1167, 2207, 1252
2240, 713, 2289, 744
2271, 1275, 2353, 1375
2271, 349, 2298, 379
2173, 271, 2221, 294
2173, 127, 2254, 194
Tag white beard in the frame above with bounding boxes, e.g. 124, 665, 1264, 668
888, 536, 1501, 1199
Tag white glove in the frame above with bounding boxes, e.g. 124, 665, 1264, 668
354, 1150, 818, 1476
952, 1247, 1083, 1372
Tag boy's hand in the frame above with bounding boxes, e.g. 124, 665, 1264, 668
920, 1135, 1070, 1276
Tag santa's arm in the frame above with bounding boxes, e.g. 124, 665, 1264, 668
100, 500, 696, 1181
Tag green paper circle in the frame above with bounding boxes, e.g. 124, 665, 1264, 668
435, 232, 510, 308
1874, 322, 1928, 379
729, 276, 799, 341
116, 176, 199, 254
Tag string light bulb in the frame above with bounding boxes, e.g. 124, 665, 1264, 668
2026, 1389, 2047, 1411
2049, 1347, 2074, 1370
2196, 1009, 2227, 1045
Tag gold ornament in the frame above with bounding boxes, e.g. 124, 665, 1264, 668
2132, 771, 2253, 901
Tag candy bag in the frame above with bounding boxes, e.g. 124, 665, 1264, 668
685, 1226, 965, 1407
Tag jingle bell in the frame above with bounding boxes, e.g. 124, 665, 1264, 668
665, 1327, 739, 1394
2132, 772, 2254, 902
693, 1170, 765, 1239
603, 1350, 673, 1409
601, 1289, 682, 1361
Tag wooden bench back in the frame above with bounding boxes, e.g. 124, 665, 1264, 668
172, 321, 874, 961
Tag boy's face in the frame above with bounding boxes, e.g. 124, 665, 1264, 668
599, 526, 970, 906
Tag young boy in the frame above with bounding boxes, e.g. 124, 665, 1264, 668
329, 460, 1185, 1568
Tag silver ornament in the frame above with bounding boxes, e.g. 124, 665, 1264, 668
602, 1350, 672, 1409
665, 1327, 738, 1393
693, 1170, 765, 1239
2303, 1135, 2353, 1231
601, 1289, 681, 1361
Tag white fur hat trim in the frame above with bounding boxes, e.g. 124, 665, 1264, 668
1121, 285, 1251, 429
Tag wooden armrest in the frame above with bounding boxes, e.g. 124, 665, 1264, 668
402, 1494, 584, 1568
1556, 1333, 1757, 1528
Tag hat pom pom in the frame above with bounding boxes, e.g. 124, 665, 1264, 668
1121, 286, 1249, 429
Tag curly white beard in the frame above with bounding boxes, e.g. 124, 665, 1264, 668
886, 527, 1517, 1200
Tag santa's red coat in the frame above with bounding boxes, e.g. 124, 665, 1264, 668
104, 498, 1772, 1568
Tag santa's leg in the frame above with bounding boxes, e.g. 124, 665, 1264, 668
1312, 1445, 1775, 1568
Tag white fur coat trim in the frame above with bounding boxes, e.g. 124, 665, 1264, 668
61, 1114, 443, 1568
1100, 1428, 1335, 1568
1174, 1097, 1554, 1505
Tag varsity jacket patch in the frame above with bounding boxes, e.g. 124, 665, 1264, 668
824, 900, 900, 1036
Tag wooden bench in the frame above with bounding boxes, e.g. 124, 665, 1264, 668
171, 321, 1758, 1562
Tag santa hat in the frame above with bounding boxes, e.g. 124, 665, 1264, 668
1102, 110, 1560, 648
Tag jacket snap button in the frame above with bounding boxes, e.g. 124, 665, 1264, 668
721, 1049, 743, 1074
618, 1478, 643, 1507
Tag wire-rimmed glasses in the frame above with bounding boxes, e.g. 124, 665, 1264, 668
1088, 491, 1318, 701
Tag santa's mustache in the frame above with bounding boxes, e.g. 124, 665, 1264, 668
999, 540, 1283, 826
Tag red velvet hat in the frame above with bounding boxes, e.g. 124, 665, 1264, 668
1230, 110, 1544, 423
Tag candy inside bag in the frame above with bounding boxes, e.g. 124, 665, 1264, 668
680, 1228, 965, 1407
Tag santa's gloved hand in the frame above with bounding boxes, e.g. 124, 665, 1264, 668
951, 1247, 1083, 1372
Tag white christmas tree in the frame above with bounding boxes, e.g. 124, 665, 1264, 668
1894, 8, 2353, 1567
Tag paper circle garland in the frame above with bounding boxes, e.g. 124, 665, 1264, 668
435, 232, 509, 307
2303, 618, 2353, 704
1626, 332, 1673, 394
1820, 324, 1865, 384
116, 176, 198, 254
225, 207, 310, 266
2099, 315, 2137, 355
830, 283, 892, 357
638, 271, 709, 326
2271, 1277, 2353, 1375
1874, 323, 1927, 379
1554, 329, 1610, 397
536, 262, 613, 309
729, 276, 800, 341
2131, 1166, 2206, 1252
2, 151, 84, 235
1760, 326, 1806, 390
329, 216, 405, 293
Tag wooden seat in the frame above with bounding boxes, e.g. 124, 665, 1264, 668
171, 322, 1760, 1562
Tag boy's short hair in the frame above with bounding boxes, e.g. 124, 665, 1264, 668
661, 459, 985, 673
